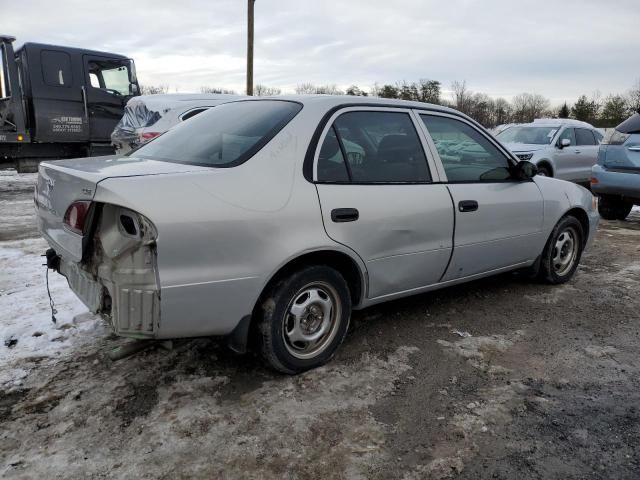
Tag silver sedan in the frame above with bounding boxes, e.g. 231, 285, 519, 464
35, 96, 599, 373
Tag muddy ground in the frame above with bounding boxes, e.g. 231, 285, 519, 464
1, 173, 639, 479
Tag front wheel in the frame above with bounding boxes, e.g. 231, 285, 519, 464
539, 216, 584, 284
258, 266, 352, 374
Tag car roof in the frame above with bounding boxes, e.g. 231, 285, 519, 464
252, 94, 462, 115
531, 118, 595, 129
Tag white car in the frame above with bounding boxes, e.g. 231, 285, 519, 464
496, 118, 603, 183
110, 94, 246, 154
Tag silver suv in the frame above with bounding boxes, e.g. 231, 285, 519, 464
497, 119, 603, 183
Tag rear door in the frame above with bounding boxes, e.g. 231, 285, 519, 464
83, 55, 132, 142
418, 112, 544, 281
574, 128, 599, 182
314, 107, 454, 299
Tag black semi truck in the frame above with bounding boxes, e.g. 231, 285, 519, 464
0, 34, 140, 171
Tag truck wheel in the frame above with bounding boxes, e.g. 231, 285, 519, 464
258, 265, 351, 374
598, 196, 632, 220
539, 215, 584, 285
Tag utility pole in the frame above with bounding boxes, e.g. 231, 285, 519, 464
247, 0, 255, 96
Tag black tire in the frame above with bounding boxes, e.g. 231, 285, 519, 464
598, 196, 633, 220
539, 215, 584, 284
536, 164, 552, 177
258, 265, 351, 374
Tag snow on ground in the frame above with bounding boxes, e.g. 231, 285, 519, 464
0, 238, 105, 389
0, 170, 104, 390
0, 169, 38, 191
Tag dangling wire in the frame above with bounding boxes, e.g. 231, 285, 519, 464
45, 267, 58, 324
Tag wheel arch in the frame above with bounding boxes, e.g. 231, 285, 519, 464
563, 207, 590, 246
536, 159, 554, 176
257, 249, 367, 310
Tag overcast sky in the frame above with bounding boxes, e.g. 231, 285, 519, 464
7, 0, 639, 104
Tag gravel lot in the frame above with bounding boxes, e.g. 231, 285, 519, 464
1, 169, 639, 479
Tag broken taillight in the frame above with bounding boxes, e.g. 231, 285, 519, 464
141, 132, 161, 141
63, 201, 91, 235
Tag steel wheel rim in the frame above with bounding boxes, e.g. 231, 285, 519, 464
282, 282, 341, 360
552, 226, 578, 276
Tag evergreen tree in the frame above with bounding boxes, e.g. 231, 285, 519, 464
558, 102, 570, 118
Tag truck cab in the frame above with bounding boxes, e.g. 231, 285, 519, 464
0, 34, 139, 170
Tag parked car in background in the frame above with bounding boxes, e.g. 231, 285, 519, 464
36, 96, 598, 374
110, 94, 245, 154
591, 112, 640, 220
497, 118, 603, 183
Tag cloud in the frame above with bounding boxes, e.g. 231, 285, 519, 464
5, 0, 639, 103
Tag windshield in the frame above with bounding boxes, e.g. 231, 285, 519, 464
497, 126, 559, 145
132, 100, 302, 167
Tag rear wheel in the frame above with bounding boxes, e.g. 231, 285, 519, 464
539, 216, 584, 284
598, 196, 633, 220
258, 265, 351, 374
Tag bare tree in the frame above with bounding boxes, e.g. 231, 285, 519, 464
254, 84, 282, 96
626, 79, 640, 114
200, 86, 237, 94
140, 85, 169, 95
451, 80, 474, 116
295, 83, 343, 95
511, 93, 550, 123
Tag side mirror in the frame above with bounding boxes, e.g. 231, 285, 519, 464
512, 161, 538, 180
558, 138, 571, 149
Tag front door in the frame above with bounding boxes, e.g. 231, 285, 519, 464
83, 55, 132, 143
418, 112, 545, 281
553, 127, 582, 181
313, 108, 455, 299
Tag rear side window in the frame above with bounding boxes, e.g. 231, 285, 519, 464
41, 50, 72, 87
616, 113, 640, 134
575, 128, 597, 146
318, 111, 430, 183
420, 115, 511, 182
133, 100, 302, 167
181, 107, 209, 121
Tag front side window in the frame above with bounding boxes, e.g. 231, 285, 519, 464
421, 114, 511, 182
496, 126, 558, 145
87, 59, 132, 96
133, 100, 302, 167
558, 127, 576, 146
575, 128, 597, 146
317, 111, 430, 183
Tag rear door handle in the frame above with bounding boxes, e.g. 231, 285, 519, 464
574, 150, 581, 154
628, 146, 640, 152
458, 200, 478, 212
331, 208, 359, 223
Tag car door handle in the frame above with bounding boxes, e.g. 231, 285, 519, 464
331, 208, 359, 222
628, 146, 640, 152
574, 150, 581, 154
458, 200, 478, 212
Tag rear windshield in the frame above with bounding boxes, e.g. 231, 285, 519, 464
132, 100, 302, 167
617, 113, 640, 134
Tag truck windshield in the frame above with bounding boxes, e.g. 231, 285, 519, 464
497, 126, 558, 145
132, 100, 302, 167
88, 59, 133, 96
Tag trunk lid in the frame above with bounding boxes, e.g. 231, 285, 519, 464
36, 155, 207, 262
